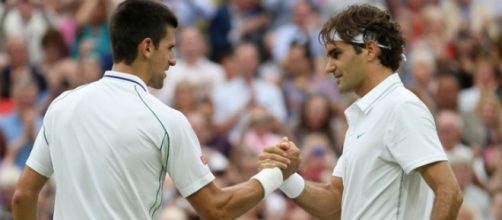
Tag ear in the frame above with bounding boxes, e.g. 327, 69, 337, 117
364, 40, 379, 62
138, 38, 154, 59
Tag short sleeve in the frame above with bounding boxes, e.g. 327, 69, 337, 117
333, 154, 345, 177
384, 101, 447, 174
166, 114, 215, 197
26, 126, 53, 177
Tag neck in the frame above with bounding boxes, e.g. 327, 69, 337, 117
111, 62, 149, 84
355, 65, 393, 97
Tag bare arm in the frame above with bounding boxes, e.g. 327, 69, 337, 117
186, 180, 265, 220
187, 139, 300, 220
12, 166, 49, 220
418, 161, 463, 220
291, 177, 343, 220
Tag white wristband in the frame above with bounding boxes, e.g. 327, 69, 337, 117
251, 167, 284, 198
280, 173, 305, 198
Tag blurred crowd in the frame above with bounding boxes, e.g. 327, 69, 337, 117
0, 0, 501, 219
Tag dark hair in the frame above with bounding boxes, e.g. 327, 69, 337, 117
319, 4, 405, 71
109, 0, 178, 65
294, 94, 337, 153
41, 28, 68, 56
290, 40, 314, 72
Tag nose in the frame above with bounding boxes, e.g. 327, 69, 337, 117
324, 59, 336, 74
168, 58, 176, 66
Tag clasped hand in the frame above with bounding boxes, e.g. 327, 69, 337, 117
258, 137, 301, 180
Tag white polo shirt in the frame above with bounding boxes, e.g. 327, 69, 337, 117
333, 74, 447, 220
27, 71, 214, 220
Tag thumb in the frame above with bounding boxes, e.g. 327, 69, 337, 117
279, 137, 290, 150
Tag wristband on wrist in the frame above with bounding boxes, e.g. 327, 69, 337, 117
251, 167, 284, 198
280, 173, 305, 198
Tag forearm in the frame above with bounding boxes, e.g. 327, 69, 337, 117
429, 188, 463, 220
12, 191, 39, 220
190, 180, 265, 220
293, 181, 341, 220
189, 169, 283, 220
216, 180, 265, 219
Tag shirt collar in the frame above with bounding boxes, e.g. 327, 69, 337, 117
353, 73, 403, 114
103, 71, 148, 92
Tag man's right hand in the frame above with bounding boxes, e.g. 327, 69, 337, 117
258, 137, 301, 179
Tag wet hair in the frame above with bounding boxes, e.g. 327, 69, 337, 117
109, 0, 178, 64
319, 4, 405, 71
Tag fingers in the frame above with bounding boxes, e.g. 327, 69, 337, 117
264, 145, 288, 157
278, 137, 290, 150
259, 159, 288, 170
258, 152, 291, 165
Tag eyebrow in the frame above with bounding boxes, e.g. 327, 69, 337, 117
326, 47, 341, 56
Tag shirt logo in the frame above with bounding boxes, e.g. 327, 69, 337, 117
357, 132, 365, 139
200, 155, 208, 165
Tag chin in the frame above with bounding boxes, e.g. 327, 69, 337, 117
151, 83, 163, 89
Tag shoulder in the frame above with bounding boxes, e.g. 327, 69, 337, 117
383, 86, 431, 117
138, 93, 187, 124
48, 83, 93, 110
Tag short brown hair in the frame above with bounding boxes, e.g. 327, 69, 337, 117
319, 4, 405, 71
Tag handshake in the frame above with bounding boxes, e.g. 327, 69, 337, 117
252, 137, 305, 199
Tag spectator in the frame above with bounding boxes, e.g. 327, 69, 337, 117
434, 72, 461, 111
0, 36, 47, 99
0, 74, 43, 169
0, 0, 55, 64
281, 41, 341, 119
290, 94, 339, 155
212, 42, 286, 144
70, 0, 113, 70
209, 0, 269, 61
450, 152, 491, 219
406, 47, 437, 112
38, 28, 68, 78
271, 0, 323, 63
160, 0, 216, 27
436, 110, 474, 160
459, 55, 498, 113
241, 106, 282, 154
153, 27, 225, 105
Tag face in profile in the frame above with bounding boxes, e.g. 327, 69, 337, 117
324, 41, 367, 95
148, 26, 177, 89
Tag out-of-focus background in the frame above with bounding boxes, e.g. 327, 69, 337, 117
0, 0, 500, 219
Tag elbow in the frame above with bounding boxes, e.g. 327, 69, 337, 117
12, 189, 28, 208
453, 186, 463, 207
199, 210, 232, 220
12, 188, 38, 208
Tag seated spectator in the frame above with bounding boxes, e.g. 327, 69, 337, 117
152, 27, 225, 105
281, 41, 341, 120
241, 107, 282, 154
0, 36, 47, 100
1, 0, 54, 64
0, 74, 43, 169
212, 42, 286, 144
436, 110, 474, 160
70, 0, 113, 70
38, 28, 68, 78
290, 94, 339, 155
